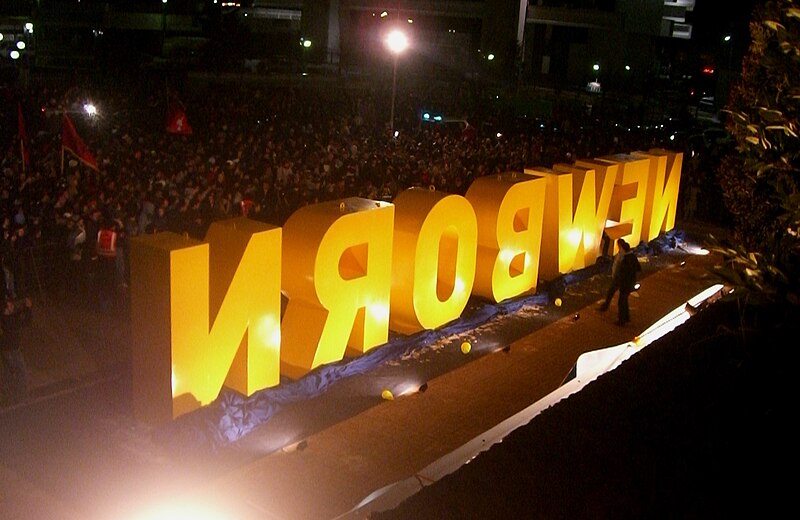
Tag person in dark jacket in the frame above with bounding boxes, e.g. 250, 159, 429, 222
0, 296, 33, 403
615, 240, 642, 326
599, 238, 627, 312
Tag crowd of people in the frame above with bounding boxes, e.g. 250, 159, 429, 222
0, 70, 713, 307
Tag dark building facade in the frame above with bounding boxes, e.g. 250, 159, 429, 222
2, 1, 743, 101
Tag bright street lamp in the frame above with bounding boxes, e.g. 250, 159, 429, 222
385, 29, 408, 132
299, 37, 312, 73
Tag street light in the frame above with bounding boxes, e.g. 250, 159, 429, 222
723, 35, 733, 68
161, 0, 168, 56
385, 29, 408, 133
300, 37, 312, 74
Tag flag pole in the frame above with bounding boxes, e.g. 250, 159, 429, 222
18, 101, 27, 175
20, 139, 26, 175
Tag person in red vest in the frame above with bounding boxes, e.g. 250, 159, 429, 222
97, 219, 118, 258
240, 197, 254, 217
96, 217, 119, 309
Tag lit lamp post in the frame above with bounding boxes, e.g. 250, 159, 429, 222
300, 37, 311, 73
161, 0, 168, 56
723, 34, 732, 69
385, 29, 408, 133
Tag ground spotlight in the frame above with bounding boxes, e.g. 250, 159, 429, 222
281, 439, 308, 453
130, 499, 230, 520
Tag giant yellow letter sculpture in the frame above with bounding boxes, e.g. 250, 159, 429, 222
634, 149, 683, 242
599, 153, 651, 247
574, 159, 630, 249
465, 173, 547, 303
552, 161, 617, 271
281, 198, 394, 379
523, 164, 617, 277
129, 217, 282, 424
128, 148, 684, 425
390, 188, 478, 334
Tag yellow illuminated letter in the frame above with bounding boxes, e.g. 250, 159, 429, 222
391, 188, 478, 334
281, 198, 394, 379
523, 167, 559, 280
599, 153, 650, 246
129, 218, 282, 425
552, 161, 617, 271
634, 149, 683, 241
465, 173, 547, 302
575, 159, 630, 249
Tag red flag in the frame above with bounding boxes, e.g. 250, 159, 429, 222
62, 113, 98, 170
461, 122, 477, 142
18, 102, 30, 167
166, 99, 193, 135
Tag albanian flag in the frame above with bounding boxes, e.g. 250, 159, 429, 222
166, 99, 193, 135
62, 113, 98, 170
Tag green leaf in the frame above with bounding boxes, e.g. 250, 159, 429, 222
764, 20, 785, 31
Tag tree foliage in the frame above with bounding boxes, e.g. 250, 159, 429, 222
715, 0, 800, 307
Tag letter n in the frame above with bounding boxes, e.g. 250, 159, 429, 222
129, 217, 282, 425
633, 149, 683, 241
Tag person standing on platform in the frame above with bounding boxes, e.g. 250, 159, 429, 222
599, 238, 627, 312
0, 296, 33, 403
615, 240, 642, 326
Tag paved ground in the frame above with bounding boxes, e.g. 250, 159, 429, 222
0, 224, 725, 520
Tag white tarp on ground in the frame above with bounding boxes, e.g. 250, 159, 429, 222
344, 283, 725, 519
